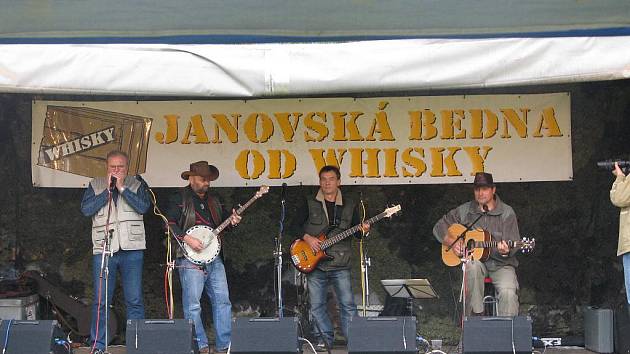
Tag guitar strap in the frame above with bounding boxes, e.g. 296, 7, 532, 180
206, 195, 222, 228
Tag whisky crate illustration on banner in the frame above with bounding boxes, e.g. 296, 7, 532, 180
37, 106, 153, 178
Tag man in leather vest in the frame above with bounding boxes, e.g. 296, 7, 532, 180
80, 150, 151, 354
433, 172, 521, 316
296, 165, 369, 351
165, 161, 241, 354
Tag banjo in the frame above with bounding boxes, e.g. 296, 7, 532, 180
183, 185, 269, 265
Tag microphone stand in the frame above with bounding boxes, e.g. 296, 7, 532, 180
274, 184, 286, 318
446, 210, 485, 253
358, 195, 371, 316
453, 205, 488, 351
98, 181, 116, 354
136, 175, 182, 319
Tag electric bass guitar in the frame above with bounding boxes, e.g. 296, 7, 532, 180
183, 185, 269, 265
290, 205, 401, 273
441, 223, 535, 266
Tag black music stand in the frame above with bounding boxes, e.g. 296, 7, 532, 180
381, 279, 438, 316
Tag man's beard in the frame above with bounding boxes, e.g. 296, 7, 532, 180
192, 185, 208, 194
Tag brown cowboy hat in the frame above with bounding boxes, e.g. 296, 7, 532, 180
473, 172, 495, 187
181, 161, 219, 181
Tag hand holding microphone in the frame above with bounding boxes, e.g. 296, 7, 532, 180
108, 174, 117, 191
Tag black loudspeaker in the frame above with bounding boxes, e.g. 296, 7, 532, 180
463, 316, 532, 354
0, 320, 67, 354
615, 305, 630, 354
126, 319, 197, 354
347, 316, 417, 354
231, 317, 299, 354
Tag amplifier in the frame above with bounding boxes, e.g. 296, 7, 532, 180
463, 316, 532, 354
126, 319, 197, 354
231, 317, 299, 354
347, 316, 417, 354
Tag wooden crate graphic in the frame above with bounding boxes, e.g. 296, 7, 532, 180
38, 106, 153, 178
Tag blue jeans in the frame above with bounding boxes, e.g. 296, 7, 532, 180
624, 253, 630, 305
307, 269, 357, 345
91, 250, 145, 350
177, 257, 232, 350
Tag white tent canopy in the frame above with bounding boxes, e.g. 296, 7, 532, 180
1, 36, 630, 97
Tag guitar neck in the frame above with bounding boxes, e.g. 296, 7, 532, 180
214, 194, 259, 234
321, 212, 385, 250
473, 240, 522, 249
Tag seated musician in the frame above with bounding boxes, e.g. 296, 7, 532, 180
432, 172, 521, 316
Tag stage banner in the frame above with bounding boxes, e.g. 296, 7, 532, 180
31, 93, 572, 188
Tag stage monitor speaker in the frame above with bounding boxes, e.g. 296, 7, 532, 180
126, 319, 197, 354
347, 316, 417, 354
615, 305, 630, 354
231, 317, 299, 354
463, 316, 532, 354
0, 320, 67, 354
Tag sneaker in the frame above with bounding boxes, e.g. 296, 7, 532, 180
91, 349, 105, 354
198, 346, 210, 354
315, 339, 329, 352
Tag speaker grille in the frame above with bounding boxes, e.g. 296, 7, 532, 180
231, 317, 299, 354
348, 316, 417, 354
463, 316, 532, 354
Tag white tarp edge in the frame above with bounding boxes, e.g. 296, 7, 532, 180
1, 36, 630, 97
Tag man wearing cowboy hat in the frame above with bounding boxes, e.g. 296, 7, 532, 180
433, 172, 521, 316
165, 161, 241, 354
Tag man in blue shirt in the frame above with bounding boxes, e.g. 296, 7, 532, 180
80, 150, 150, 354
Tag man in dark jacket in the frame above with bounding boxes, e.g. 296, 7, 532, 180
165, 161, 241, 354
296, 165, 369, 350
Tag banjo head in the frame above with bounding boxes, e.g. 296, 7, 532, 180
184, 225, 221, 264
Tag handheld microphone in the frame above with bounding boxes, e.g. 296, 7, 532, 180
109, 176, 117, 190
281, 183, 287, 202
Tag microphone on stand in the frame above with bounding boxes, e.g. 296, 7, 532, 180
109, 176, 117, 191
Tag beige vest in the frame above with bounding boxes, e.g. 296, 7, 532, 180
90, 176, 146, 255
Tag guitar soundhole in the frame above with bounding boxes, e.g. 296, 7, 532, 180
466, 239, 475, 251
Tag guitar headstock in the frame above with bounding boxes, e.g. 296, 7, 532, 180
255, 185, 270, 198
519, 237, 536, 253
383, 204, 402, 218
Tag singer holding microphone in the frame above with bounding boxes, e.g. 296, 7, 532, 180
80, 150, 151, 354
432, 172, 522, 316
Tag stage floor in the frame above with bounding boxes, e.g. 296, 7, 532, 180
73, 344, 596, 354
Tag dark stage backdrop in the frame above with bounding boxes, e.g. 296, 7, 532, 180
1, 79, 629, 343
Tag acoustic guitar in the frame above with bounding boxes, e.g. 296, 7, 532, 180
290, 205, 401, 273
441, 223, 535, 266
